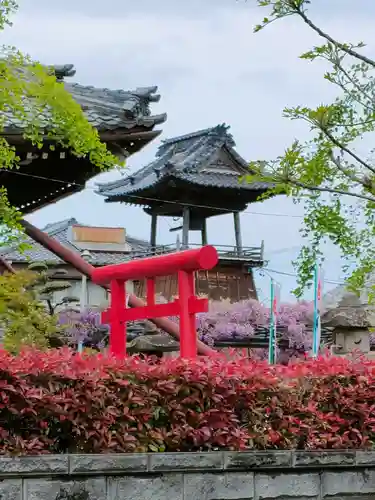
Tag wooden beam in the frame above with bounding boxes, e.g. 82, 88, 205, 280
143, 199, 248, 218
100, 129, 162, 143
3, 128, 161, 146
144, 202, 183, 216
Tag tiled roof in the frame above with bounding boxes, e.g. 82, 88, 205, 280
96, 124, 272, 199
172, 171, 269, 190
3, 64, 167, 134
1, 218, 150, 266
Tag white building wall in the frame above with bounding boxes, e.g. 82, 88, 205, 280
52, 279, 135, 310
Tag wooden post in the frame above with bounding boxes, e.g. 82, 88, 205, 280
201, 219, 208, 245
150, 213, 157, 250
182, 207, 190, 248
233, 212, 243, 255
178, 269, 197, 359
109, 279, 126, 358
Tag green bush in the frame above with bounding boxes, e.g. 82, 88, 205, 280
0, 270, 58, 352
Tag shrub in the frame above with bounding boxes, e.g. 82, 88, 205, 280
0, 271, 59, 353
27, 261, 77, 315
0, 349, 375, 455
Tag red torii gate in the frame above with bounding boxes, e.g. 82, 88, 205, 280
92, 246, 218, 359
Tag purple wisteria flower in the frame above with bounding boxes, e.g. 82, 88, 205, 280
196, 299, 315, 361
57, 308, 108, 348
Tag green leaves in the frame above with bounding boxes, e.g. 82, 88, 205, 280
0, 54, 120, 170
0, 0, 17, 30
248, 0, 375, 297
0, 270, 58, 353
252, 0, 309, 32
0, 4, 122, 247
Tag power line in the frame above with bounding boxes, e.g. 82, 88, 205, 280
260, 268, 283, 288
265, 245, 302, 255
5, 169, 304, 219
259, 267, 345, 285
5, 168, 357, 282
5, 168, 353, 287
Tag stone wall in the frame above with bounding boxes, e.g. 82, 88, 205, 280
2, 450, 375, 499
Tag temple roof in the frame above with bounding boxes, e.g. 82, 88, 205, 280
0, 64, 167, 215
96, 124, 271, 204
1, 218, 149, 266
3, 64, 167, 135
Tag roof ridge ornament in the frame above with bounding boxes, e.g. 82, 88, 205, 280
132, 86, 160, 102
209, 123, 230, 135
51, 64, 76, 80
208, 123, 235, 148
160, 123, 234, 149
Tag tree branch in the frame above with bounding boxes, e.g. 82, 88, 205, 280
287, 178, 375, 202
322, 129, 375, 175
335, 61, 375, 106
46, 299, 54, 316
294, 116, 375, 177
329, 153, 368, 188
331, 69, 375, 115
297, 9, 375, 69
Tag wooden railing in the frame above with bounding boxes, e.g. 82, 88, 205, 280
212, 325, 333, 350
128, 241, 264, 264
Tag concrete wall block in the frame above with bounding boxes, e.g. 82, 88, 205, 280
225, 472, 255, 499
149, 452, 223, 472
255, 473, 320, 500
0, 456, 68, 476
69, 454, 147, 474
108, 474, 183, 500
355, 451, 375, 466
0, 479, 22, 500
225, 451, 292, 470
184, 472, 254, 499
2, 452, 375, 499
322, 470, 375, 496
294, 451, 356, 468
24, 478, 106, 500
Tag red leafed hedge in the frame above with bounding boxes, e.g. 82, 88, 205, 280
1, 348, 375, 455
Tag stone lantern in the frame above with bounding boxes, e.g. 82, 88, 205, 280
321, 291, 375, 358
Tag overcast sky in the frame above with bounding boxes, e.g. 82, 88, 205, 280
3, 0, 373, 301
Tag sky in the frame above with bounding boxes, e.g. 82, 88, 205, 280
3, 0, 374, 301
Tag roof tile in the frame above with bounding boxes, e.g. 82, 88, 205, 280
96, 124, 272, 199
3, 65, 167, 134
1, 218, 150, 266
